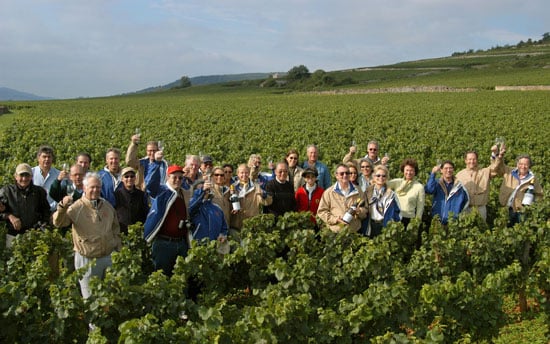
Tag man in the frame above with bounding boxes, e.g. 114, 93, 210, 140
144, 155, 192, 276
188, 180, 228, 243
456, 145, 504, 221
76, 152, 92, 174
317, 164, 367, 233
126, 135, 168, 191
52, 173, 121, 298
498, 154, 543, 226
98, 147, 123, 207
199, 155, 214, 177
265, 162, 297, 218
114, 167, 149, 234
0, 163, 51, 247
247, 154, 272, 189
302, 144, 331, 190
32, 145, 60, 211
49, 164, 85, 204
425, 160, 469, 225
343, 140, 389, 169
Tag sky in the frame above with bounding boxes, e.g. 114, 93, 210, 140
1, 0, 548, 99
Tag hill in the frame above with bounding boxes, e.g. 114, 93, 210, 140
0, 87, 52, 101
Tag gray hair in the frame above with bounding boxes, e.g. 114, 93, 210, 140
83, 172, 102, 187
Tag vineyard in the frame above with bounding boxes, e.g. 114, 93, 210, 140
0, 48, 549, 342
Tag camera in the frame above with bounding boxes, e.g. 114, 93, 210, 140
178, 219, 194, 231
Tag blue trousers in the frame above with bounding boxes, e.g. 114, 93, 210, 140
152, 237, 189, 276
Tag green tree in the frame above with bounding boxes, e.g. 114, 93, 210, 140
287, 65, 310, 81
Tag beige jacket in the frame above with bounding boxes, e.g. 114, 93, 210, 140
53, 197, 121, 258
456, 157, 503, 206
230, 182, 272, 229
499, 166, 543, 212
387, 178, 425, 219
317, 183, 367, 233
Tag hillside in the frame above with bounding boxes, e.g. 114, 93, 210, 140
0, 87, 53, 101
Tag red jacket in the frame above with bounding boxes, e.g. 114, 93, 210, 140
295, 184, 324, 224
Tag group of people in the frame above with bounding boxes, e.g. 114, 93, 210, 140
0, 135, 544, 298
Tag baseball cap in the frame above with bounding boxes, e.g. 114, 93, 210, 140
167, 165, 184, 175
15, 163, 32, 175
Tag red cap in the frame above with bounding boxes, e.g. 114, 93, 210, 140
167, 165, 184, 175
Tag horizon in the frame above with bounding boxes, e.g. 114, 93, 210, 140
1, 0, 548, 99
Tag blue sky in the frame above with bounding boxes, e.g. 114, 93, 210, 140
1, 0, 547, 99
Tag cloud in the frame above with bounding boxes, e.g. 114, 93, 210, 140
0, 0, 547, 98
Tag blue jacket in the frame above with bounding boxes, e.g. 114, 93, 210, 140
425, 173, 469, 224
366, 185, 401, 227
188, 188, 228, 241
143, 161, 189, 243
98, 167, 123, 207
302, 161, 331, 190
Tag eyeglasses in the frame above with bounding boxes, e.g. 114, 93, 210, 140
171, 175, 184, 180
368, 148, 378, 151
123, 174, 136, 179
337, 172, 350, 176
374, 174, 387, 178
213, 173, 225, 177
287, 156, 298, 160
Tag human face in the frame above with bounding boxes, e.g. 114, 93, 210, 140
304, 174, 317, 186
237, 167, 250, 183
441, 163, 454, 181
212, 168, 225, 186
286, 154, 299, 167
76, 155, 91, 172
516, 158, 530, 177
186, 158, 199, 177
15, 173, 32, 189
307, 147, 318, 163
167, 172, 184, 189
84, 177, 102, 200
335, 167, 350, 184
146, 144, 158, 161
70, 166, 85, 188
464, 153, 478, 170
349, 167, 358, 182
367, 144, 378, 160
403, 165, 416, 181
105, 151, 120, 174
360, 163, 372, 177
373, 170, 387, 187
201, 161, 213, 172
275, 164, 289, 181
38, 153, 53, 170
122, 173, 136, 190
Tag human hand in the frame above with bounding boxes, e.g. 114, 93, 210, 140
154, 150, 164, 161
61, 195, 73, 207
57, 170, 68, 181
131, 134, 141, 144
381, 156, 390, 165
349, 146, 357, 154
432, 165, 441, 174
8, 214, 22, 231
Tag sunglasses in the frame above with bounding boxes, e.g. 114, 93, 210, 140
368, 148, 378, 151
123, 174, 136, 179
337, 172, 350, 176
171, 175, 184, 180
287, 156, 298, 160
374, 174, 387, 178
213, 173, 225, 177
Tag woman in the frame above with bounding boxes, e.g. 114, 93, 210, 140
347, 163, 360, 188
285, 149, 304, 191
365, 165, 400, 238
387, 159, 425, 228
210, 166, 231, 226
358, 158, 373, 192
230, 164, 272, 231
295, 167, 324, 228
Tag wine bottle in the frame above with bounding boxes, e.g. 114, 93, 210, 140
521, 179, 535, 206
342, 198, 363, 224
229, 185, 241, 211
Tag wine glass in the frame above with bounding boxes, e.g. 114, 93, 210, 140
495, 137, 505, 153
436, 159, 442, 168
157, 140, 164, 152
135, 128, 141, 143
62, 162, 69, 172
66, 184, 75, 198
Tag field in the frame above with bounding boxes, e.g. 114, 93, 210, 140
0, 44, 549, 342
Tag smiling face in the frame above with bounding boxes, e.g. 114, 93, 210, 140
403, 165, 416, 181
286, 153, 299, 168
84, 177, 102, 201
146, 143, 158, 161
15, 172, 32, 189
464, 152, 478, 170
70, 165, 85, 188
335, 165, 350, 184
367, 143, 379, 160
105, 151, 120, 174
516, 158, 530, 177
307, 146, 318, 164
441, 162, 455, 182
237, 165, 250, 183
